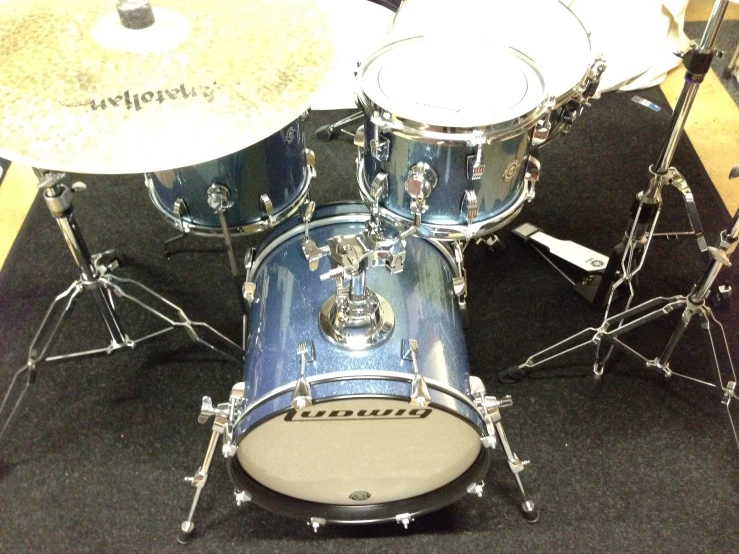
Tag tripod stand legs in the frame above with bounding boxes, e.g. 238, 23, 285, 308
0, 282, 82, 441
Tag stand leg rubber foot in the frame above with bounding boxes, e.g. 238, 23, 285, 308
498, 366, 527, 384
585, 371, 603, 399
522, 500, 539, 523
177, 522, 195, 545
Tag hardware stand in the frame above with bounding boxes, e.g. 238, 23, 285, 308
501, 207, 739, 449
500, 0, 732, 383
0, 172, 244, 443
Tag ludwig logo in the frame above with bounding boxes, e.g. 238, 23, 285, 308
284, 407, 432, 422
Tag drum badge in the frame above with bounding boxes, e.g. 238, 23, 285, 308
284, 126, 296, 145
502, 159, 521, 183
349, 491, 371, 501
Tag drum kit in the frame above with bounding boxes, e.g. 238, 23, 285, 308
0, 0, 736, 547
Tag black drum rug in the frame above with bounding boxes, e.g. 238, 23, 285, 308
0, 87, 737, 553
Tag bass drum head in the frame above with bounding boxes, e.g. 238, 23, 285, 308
231, 397, 490, 523
391, 0, 592, 106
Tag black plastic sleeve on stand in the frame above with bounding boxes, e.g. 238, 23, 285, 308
682, 49, 716, 77
630, 198, 660, 223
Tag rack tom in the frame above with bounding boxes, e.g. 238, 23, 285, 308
356, 37, 551, 241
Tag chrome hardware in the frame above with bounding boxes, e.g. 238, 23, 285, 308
243, 248, 256, 305
309, 517, 326, 533
354, 125, 365, 148
531, 115, 552, 147
467, 481, 485, 498
371, 138, 390, 162
370, 115, 390, 161
370, 172, 388, 203
396, 513, 413, 529
304, 148, 317, 179
260, 194, 275, 226
291, 341, 316, 410
170, 198, 188, 231
304, 221, 401, 350
723, 381, 737, 407
234, 490, 251, 506
402, 339, 431, 408
452, 242, 468, 308
405, 162, 438, 211
466, 145, 485, 180
206, 183, 233, 213
242, 281, 256, 305
461, 190, 479, 223
524, 155, 541, 186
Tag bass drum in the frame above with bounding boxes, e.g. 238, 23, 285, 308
391, 0, 603, 145
228, 203, 493, 523
145, 117, 314, 236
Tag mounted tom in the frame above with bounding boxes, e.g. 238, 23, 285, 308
146, 116, 315, 239
355, 36, 552, 241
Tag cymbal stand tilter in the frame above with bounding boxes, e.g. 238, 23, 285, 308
505, 206, 739, 448
0, 171, 244, 443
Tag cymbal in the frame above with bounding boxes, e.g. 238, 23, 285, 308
0, 0, 334, 174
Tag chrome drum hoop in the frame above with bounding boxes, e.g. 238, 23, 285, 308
227, 370, 493, 525
357, 158, 530, 241
144, 167, 314, 238
356, 90, 551, 147
232, 369, 487, 433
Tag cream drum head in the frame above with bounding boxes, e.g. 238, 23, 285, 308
358, 37, 547, 129
236, 398, 482, 505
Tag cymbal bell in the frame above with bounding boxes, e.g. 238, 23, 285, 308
0, 0, 334, 174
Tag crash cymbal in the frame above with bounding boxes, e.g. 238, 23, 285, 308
0, 0, 334, 174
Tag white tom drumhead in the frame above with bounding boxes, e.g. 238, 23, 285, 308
391, 0, 592, 105
358, 37, 546, 128
236, 398, 482, 505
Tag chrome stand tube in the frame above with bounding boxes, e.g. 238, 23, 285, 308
44, 182, 128, 346
217, 210, 248, 350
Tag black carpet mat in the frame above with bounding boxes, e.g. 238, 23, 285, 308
0, 88, 737, 553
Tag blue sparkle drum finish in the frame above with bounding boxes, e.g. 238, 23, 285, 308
228, 203, 492, 524
355, 37, 549, 241
145, 118, 312, 236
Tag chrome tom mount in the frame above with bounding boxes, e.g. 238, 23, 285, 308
300, 190, 425, 350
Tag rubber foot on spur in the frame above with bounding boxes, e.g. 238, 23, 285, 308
315, 125, 334, 142
177, 522, 195, 545
522, 500, 539, 523
498, 366, 528, 384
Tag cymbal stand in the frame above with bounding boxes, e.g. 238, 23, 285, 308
598, 0, 731, 318
0, 172, 244, 444
502, 207, 739, 448
500, 0, 731, 383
